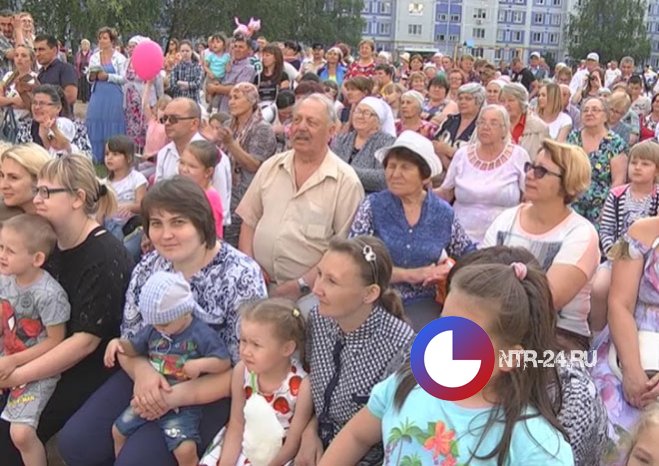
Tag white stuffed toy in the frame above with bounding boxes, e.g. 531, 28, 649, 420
242, 391, 285, 466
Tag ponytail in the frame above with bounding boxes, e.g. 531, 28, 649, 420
380, 288, 405, 320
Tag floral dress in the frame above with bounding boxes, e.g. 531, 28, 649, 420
123, 61, 147, 149
199, 359, 306, 466
566, 130, 628, 229
591, 234, 659, 464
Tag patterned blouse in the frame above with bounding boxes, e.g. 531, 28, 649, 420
346, 60, 376, 79
307, 305, 414, 465
331, 130, 395, 193
120, 243, 267, 363
566, 129, 628, 228
169, 60, 203, 100
349, 190, 475, 302
394, 119, 438, 140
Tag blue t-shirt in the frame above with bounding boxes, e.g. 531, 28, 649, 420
368, 373, 574, 466
130, 317, 229, 384
205, 52, 230, 80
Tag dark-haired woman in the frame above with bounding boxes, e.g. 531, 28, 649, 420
86, 27, 127, 163
169, 40, 203, 101
349, 131, 474, 331
253, 43, 289, 120
293, 235, 415, 466
58, 176, 267, 466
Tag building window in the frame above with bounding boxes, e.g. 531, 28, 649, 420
498, 10, 506, 22
532, 31, 542, 42
439, 13, 448, 21
380, 1, 391, 14
436, 33, 446, 41
474, 8, 487, 19
449, 34, 459, 41
473, 47, 484, 57
450, 14, 460, 22
408, 2, 424, 15
362, 22, 370, 34
495, 48, 503, 59
378, 22, 391, 35
551, 13, 561, 25
548, 32, 558, 43
513, 30, 523, 42
512, 11, 524, 23
473, 28, 485, 38
496, 29, 505, 41
533, 13, 544, 24
408, 24, 423, 35
362, 1, 370, 13
515, 0, 525, 4
536, 0, 545, 4
552, 0, 561, 5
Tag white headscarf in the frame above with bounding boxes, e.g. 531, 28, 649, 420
359, 96, 396, 137
128, 35, 148, 45
402, 90, 425, 111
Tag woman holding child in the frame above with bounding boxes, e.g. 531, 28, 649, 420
58, 176, 267, 466
0, 155, 134, 465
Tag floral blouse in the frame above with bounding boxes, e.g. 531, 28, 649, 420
394, 119, 438, 140
566, 129, 628, 228
120, 243, 267, 363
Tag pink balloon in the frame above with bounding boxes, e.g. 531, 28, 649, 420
132, 40, 164, 81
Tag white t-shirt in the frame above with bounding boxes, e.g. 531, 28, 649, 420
105, 169, 148, 225
441, 143, 529, 243
605, 68, 621, 88
481, 204, 600, 336
546, 112, 572, 140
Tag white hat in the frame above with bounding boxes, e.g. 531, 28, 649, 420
424, 62, 437, 70
400, 52, 410, 62
587, 52, 600, 62
433, 52, 443, 58
530, 52, 541, 59
139, 271, 203, 325
359, 96, 396, 137
375, 130, 443, 178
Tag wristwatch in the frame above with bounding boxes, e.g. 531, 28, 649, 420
297, 277, 311, 295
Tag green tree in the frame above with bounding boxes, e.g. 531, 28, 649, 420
565, 0, 650, 65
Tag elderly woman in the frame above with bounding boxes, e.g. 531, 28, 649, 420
58, 177, 267, 466
485, 78, 506, 105
202, 82, 277, 247
317, 47, 347, 87
437, 104, 530, 243
395, 90, 437, 139
537, 82, 572, 142
607, 91, 638, 146
433, 83, 484, 169
500, 82, 549, 162
75, 39, 92, 103
350, 131, 474, 330
331, 96, 396, 193
168, 40, 203, 101
482, 139, 600, 351
424, 75, 457, 125
16, 84, 92, 158
294, 236, 415, 465
345, 39, 376, 79
0, 143, 50, 220
86, 26, 127, 163
0, 155, 134, 465
567, 96, 628, 227
0, 44, 37, 123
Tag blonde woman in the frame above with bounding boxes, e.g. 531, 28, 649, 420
0, 143, 50, 219
536, 82, 572, 142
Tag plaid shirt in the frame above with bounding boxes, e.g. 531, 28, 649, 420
170, 60, 203, 100
307, 305, 414, 465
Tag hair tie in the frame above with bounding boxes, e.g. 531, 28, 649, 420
95, 183, 108, 202
292, 308, 301, 318
510, 262, 527, 281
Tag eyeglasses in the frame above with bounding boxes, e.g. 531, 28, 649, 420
524, 162, 562, 179
353, 108, 376, 118
159, 115, 197, 124
476, 120, 502, 129
33, 186, 73, 199
32, 101, 56, 108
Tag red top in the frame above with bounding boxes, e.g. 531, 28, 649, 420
346, 60, 376, 79
511, 112, 527, 144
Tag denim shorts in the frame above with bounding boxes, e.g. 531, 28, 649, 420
114, 405, 202, 451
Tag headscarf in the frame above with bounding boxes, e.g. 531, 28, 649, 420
128, 35, 148, 45
402, 90, 425, 111
230, 82, 263, 148
359, 96, 396, 137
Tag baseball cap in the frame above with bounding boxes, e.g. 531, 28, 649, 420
139, 271, 203, 326
530, 52, 540, 59
375, 130, 443, 177
312, 42, 324, 50
586, 52, 600, 62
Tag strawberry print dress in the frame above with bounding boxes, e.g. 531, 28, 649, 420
199, 359, 306, 466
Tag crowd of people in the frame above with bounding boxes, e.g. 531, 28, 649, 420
0, 6, 657, 466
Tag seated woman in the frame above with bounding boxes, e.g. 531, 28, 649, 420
607, 91, 638, 146
500, 82, 550, 162
437, 104, 529, 243
482, 139, 600, 351
349, 131, 474, 331
0, 143, 51, 221
591, 216, 659, 465
394, 90, 437, 139
57, 176, 268, 466
293, 236, 415, 466
339, 76, 373, 130
16, 84, 92, 158
424, 75, 457, 126
432, 83, 484, 169
536, 82, 572, 142
331, 96, 396, 193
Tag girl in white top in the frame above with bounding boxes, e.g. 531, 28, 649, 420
437, 104, 529, 243
0, 45, 38, 120
537, 82, 572, 142
482, 139, 599, 351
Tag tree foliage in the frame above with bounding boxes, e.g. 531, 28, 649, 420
565, 0, 650, 65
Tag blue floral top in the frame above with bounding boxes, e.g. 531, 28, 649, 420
120, 242, 267, 363
349, 190, 475, 302
566, 130, 628, 229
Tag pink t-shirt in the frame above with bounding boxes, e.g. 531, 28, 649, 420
205, 188, 224, 238
143, 119, 169, 158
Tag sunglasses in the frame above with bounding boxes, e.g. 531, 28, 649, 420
524, 162, 562, 179
159, 115, 196, 124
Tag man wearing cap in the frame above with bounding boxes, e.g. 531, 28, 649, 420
510, 56, 535, 92
236, 93, 364, 306
570, 52, 599, 95
301, 43, 326, 75
529, 52, 547, 80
